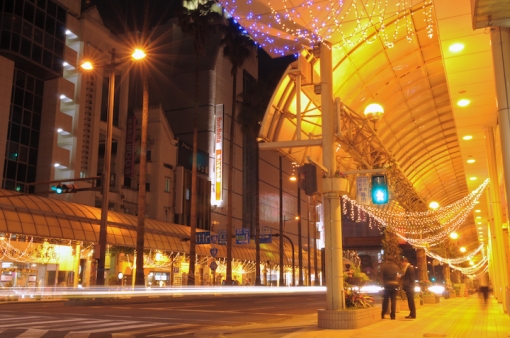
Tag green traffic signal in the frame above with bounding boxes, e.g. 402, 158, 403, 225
371, 175, 388, 204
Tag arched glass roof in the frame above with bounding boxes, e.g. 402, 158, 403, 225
0, 189, 310, 267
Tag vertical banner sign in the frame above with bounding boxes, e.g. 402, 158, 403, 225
215, 106, 224, 202
356, 176, 370, 205
235, 228, 250, 244
124, 115, 136, 177
218, 229, 227, 245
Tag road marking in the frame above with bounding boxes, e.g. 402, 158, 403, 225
0, 318, 85, 328
16, 329, 48, 338
121, 324, 196, 336
85, 322, 159, 333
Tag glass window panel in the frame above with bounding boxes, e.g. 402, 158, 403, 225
38, 0, 47, 10
11, 105, 22, 124
12, 15, 21, 33
35, 79, 43, 96
15, 70, 26, 88
26, 76, 34, 92
20, 37, 31, 58
43, 33, 52, 49
35, 10, 45, 30
31, 43, 42, 63
11, 32, 20, 52
21, 221, 36, 235
14, 1, 23, 17
56, 6, 66, 23
24, 3, 34, 23
23, 92, 33, 110
7, 221, 22, 234
37, 224, 50, 236
7, 142, 18, 161
42, 49, 52, 69
0, 31, 10, 49
20, 126, 30, 146
28, 148, 37, 166
30, 130, 38, 148
44, 16, 54, 35
16, 163, 26, 181
9, 123, 20, 142
13, 87, 23, 106
22, 22, 32, 38
61, 228, 73, 239
27, 165, 36, 183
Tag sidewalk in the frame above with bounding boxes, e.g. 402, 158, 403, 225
284, 294, 510, 338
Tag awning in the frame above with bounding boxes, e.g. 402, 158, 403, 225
0, 189, 317, 268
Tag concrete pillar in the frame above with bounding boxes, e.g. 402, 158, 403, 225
490, 26, 510, 313
484, 127, 507, 309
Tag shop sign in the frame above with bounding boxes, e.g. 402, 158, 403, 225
218, 229, 227, 245
196, 231, 211, 244
236, 228, 250, 245
260, 227, 272, 244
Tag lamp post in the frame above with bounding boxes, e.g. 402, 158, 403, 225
274, 233, 295, 286
280, 216, 298, 286
81, 48, 146, 286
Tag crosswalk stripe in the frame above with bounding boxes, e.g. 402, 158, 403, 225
30, 319, 107, 330
16, 329, 48, 338
64, 332, 92, 338
120, 324, 195, 336
0, 316, 43, 323
50, 320, 140, 332
0, 318, 85, 328
85, 322, 161, 333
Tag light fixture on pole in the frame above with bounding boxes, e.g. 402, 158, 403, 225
81, 47, 146, 286
363, 103, 384, 131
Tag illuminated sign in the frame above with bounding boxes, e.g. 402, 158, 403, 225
124, 115, 136, 177
215, 107, 223, 201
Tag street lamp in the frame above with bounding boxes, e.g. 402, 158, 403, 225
280, 215, 298, 286
274, 233, 295, 286
81, 47, 146, 286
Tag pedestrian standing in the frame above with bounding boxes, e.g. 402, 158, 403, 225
380, 257, 400, 320
479, 271, 490, 305
401, 257, 417, 319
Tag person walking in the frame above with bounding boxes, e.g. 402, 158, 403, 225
380, 257, 400, 320
479, 271, 490, 305
401, 257, 417, 319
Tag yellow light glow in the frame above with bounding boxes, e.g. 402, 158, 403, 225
364, 103, 384, 122
460, 247, 466, 253
81, 61, 93, 70
467, 159, 475, 163
290, 174, 297, 182
449, 232, 458, 239
469, 177, 477, 181
457, 99, 471, 107
463, 135, 473, 140
449, 43, 464, 52
477, 222, 482, 225
132, 48, 147, 60
476, 216, 481, 219
429, 201, 439, 209
475, 210, 481, 213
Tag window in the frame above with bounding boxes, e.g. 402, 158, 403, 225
165, 178, 170, 192
146, 150, 151, 161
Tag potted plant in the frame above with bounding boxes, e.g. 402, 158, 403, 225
344, 265, 370, 287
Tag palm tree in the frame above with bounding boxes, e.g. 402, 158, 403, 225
177, 0, 222, 285
220, 18, 256, 283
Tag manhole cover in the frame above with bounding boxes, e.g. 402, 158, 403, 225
423, 334, 447, 337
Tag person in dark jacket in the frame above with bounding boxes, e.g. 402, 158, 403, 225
380, 257, 400, 320
401, 257, 416, 319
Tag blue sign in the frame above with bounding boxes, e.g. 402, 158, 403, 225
196, 231, 211, 244
210, 235, 218, 244
218, 229, 227, 245
210, 261, 217, 271
210, 248, 218, 257
236, 228, 250, 245
260, 227, 272, 244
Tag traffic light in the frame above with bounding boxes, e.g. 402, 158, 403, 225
371, 175, 388, 204
52, 184, 77, 194
297, 164, 322, 196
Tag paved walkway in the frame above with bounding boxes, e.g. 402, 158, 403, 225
285, 294, 510, 338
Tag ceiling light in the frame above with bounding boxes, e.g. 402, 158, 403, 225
429, 201, 439, 209
467, 159, 475, 163
477, 222, 482, 225
476, 216, 481, 219
479, 231, 483, 234
463, 135, 473, 140
449, 232, 458, 239
460, 247, 466, 253
469, 177, 477, 181
449, 43, 464, 52
475, 210, 481, 213
478, 227, 482, 229
457, 99, 471, 107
